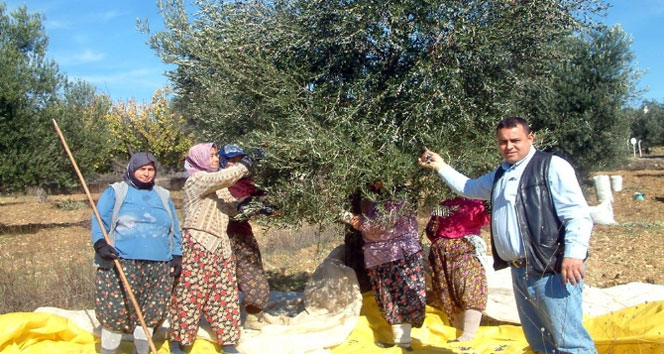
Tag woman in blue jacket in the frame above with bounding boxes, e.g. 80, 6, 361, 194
91, 152, 182, 354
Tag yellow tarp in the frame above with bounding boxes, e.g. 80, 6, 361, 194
332, 293, 664, 353
1, 295, 664, 353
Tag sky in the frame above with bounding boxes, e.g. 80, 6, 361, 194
4, 0, 174, 104
4, 0, 664, 105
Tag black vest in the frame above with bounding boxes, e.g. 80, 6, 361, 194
490, 151, 566, 275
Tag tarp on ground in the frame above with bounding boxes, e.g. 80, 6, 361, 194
1, 247, 663, 353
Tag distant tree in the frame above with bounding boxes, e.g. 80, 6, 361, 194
0, 4, 66, 192
0, 4, 122, 192
518, 25, 640, 177
44, 81, 118, 175
149, 0, 614, 225
629, 100, 664, 152
50, 81, 116, 175
105, 87, 195, 170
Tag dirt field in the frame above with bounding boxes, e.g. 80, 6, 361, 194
1, 151, 663, 312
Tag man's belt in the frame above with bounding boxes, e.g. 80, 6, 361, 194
511, 259, 526, 268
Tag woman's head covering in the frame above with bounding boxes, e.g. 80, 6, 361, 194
219, 144, 246, 169
425, 197, 490, 241
124, 152, 157, 190
184, 142, 217, 176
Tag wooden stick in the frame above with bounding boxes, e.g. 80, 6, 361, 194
52, 119, 159, 354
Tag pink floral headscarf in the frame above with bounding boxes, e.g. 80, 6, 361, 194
184, 142, 217, 176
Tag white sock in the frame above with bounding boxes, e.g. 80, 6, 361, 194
132, 326, 154, 354
101, 328, 123, 353
456, 309, 482, 341
391, 323, 412, 345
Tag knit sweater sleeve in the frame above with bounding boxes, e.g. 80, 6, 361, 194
182, 164, 249, 238
185, 164, 249, 198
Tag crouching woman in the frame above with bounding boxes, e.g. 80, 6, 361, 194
348, 183, 426, 350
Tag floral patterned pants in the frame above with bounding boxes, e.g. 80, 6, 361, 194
95, 259, 171, 332
367, 251, 426, 327
169, 232, 240, 346
229, 232, 270, 312
428, 236, 488, 320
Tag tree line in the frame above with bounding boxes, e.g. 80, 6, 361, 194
2, 1, 664, 226
0, 4, 193, 193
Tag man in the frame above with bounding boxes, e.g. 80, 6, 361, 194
419, 117, 596, 353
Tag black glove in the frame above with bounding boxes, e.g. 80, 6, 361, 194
94, 239, 119, 261
238, 154, 255, 169
237, 197, 254, 214
170, 255, 182, 277
251, 148, 266, 162
258, 204, 277, 216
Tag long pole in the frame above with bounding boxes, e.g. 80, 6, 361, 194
52, 119, 159, 354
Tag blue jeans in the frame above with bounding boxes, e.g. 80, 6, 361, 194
511, 266, 597, 353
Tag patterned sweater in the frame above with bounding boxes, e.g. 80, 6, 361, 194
182, 163, 248, 256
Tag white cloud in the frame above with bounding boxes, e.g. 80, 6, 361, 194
75, 67, 169, 102
78, 49, 105, 63
43, 19, 69, 30
81, 68, 155, 84
55, 49, 105, 65
96, 10, 123, 22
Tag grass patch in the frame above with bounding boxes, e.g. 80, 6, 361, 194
0, 258, 95, 313
55, 199, 88, 210
620, 221, 664, 231
265, 269, 311, 292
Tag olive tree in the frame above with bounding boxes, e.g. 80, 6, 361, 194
149, 0, 627, 225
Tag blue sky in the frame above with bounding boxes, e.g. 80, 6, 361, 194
4, 1, 664, 105
5, 0, 173, 104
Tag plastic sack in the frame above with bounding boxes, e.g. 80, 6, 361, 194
610, 175, 623, 192
589, 199, 617, 225
593, 175, 613, 203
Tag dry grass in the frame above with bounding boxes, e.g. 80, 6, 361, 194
0, 194, 346, 313
0, 258, 95, 312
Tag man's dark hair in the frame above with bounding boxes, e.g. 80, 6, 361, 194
496, 117, 532, 135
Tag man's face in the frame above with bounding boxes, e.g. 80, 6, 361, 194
497, 124, 534, 164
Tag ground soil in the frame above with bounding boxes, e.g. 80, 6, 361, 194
1, 150, 663, 306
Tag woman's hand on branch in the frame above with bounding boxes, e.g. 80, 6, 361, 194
418, 149, 446, 171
